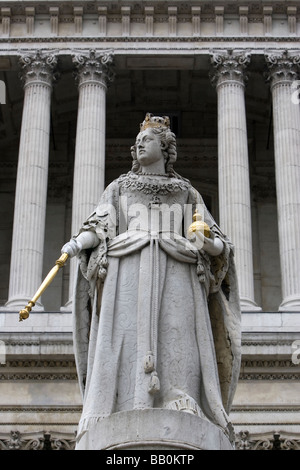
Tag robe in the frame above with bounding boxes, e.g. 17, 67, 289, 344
72, 172, 241, 442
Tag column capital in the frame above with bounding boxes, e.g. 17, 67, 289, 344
210, 50, 251, 88
19, 51, 57, 88
72, 50, 115, 89
265, 50, 300, 88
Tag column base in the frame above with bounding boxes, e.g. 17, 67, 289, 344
60, 299, 72, 313
279, 295, 300, 312
0, 299, 44, 312
240, 297, 262, 312
75, 409, 233, 450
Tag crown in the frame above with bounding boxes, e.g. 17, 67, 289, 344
140, 113, 170, 132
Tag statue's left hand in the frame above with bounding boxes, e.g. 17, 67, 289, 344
195, 230, 224, 256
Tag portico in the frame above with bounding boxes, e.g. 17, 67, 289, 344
0, 0, 300, 450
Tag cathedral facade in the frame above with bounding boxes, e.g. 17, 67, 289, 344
0, 0, 300, 450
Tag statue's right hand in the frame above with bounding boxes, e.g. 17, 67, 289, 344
61, 239, 81, 258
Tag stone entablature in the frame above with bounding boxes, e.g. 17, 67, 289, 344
0, 1, 299, 40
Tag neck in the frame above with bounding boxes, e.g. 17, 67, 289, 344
140, 160, 166, 175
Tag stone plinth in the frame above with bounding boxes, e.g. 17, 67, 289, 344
75, 409, 233, 450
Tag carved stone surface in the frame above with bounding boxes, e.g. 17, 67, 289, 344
75, 409, 233, 450
1, 428, 300, 450
67, 114, 241, 450
19, 51, 57, 88
0, 0, 300, 449
0, 431, 76, 450
73, 49, 115, 89
265, 50, 300, 88
236, 431, 300, 451
210, 50, 251, 87
0, 0, 298, 43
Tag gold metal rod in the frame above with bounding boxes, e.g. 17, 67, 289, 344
19, 252, 69, 322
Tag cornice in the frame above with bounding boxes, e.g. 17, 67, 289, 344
2, 357, 299, 382
0, 2, 298, 16
0, 36, 300, 44
0, 405, 81, 412
0, 1, 299, 49
239, 372, 300, 380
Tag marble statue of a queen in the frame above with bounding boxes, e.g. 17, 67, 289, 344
62, 113, 241, 449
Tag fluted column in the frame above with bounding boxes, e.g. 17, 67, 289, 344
211, 51, 261, 311
64, 50, 114, 308
265, 51, 300, 311
4, 52, 57, 311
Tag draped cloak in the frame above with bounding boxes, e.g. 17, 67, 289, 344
72, 172, 241, 442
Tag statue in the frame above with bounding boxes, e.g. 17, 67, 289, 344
61, 113, 241, 450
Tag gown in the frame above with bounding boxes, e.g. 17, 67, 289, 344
72, 171, 241, 442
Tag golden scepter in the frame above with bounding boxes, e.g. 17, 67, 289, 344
19, 252, 69, 322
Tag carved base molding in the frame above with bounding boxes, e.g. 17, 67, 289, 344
0, 430, 76, 450
236, 430, 300, 450
0, 429, 299, 450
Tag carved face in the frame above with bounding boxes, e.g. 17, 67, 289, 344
135, 128, 164, 167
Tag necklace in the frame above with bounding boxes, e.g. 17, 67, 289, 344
139, 172, 169, 177
117, 172, 190, 195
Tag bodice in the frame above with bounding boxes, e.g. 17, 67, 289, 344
117, 172, 194, 236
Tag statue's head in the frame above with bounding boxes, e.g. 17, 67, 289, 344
131, 113, 177, 175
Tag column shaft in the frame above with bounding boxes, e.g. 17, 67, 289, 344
266, 51, 300, 311
72, 78, 106, 230
5, 53, 56, 310
211, 51, 260, 311
64, 51, 114, 307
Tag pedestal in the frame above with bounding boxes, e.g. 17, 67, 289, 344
75, 409, 233, 450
